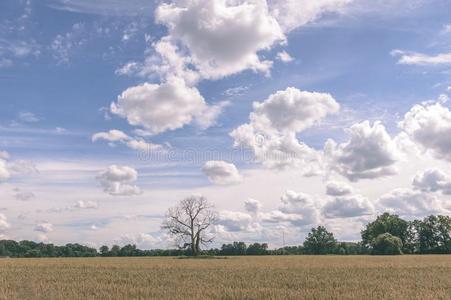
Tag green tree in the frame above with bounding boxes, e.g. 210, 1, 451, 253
412, 215, 451, 254
303, 226, 337, 254
220, 242, 247, 255
371, 233, 403, 255
99, 245, 109, 257
361, 213, 410, 252
109, 245, 121, 257
246, 243, 268, 255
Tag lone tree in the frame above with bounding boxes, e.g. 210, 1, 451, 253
162, 195, 217, 256
303, 226, 337, 254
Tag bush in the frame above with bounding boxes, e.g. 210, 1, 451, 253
371, 233, 403, 255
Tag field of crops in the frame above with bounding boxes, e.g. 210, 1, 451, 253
0, 255, 450, 299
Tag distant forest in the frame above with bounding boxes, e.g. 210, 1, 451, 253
1, 213, 450, 258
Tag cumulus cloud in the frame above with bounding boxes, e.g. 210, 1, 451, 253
244, 198, 262, 214
325, 181, 354, 196
399, 99, 451, 161
155, 0, 284, 80
217, 210, 259, 232
0, 159, 10, 181
276, 50, 293, 63
323, 194, 373, 218
195, 100, 231, 130
262, 190, 319, 226
202, 161, 243, 185
252, 87, 340, 133
0, 151, 9, 159
117, 36, 200, 85
325, 121, 399, 181
392, 50, 451, 66
111, 77, 220, 135
74, 200, 98, 209
413, 169, 451, 195
118, 233, 160, 249
34, 222, 53, 233
268, 0, 352, 32
378, 188, 444, 217
0, 214, 10, 232
97, 165, 141, 196
231, 87, 339, 170
0, 152, 38, 181
92, 129, 163, 151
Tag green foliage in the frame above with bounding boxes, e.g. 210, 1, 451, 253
371, 233, 403, 255
220, 242, 247, 255
246, 243, 268, 255
361, 213, 410, 252
303, 226, 337, 254
0, 214, 449, 258
411, 215, 451, 254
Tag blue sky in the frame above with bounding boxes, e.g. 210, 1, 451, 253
0, 0, 451, 248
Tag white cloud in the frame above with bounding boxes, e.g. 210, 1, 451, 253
34, 222, 53, 233
97, 165, 141, 196
92, 129, 129, 142
323, 194, 373, 218
111, 77, 218, 135
202, 161, 243, 185
244, 198, 262, 214
325, 181, 354, 196
0, 151, 9, 160
7, 160, 39, 177
413, 168, 451, 195
74, 200, 98, 209
378, 188, 444, 217
155, 0, 285, 80
325, 121, 399, 181
231, 87, 339, 170
0, 214, 10, 232
223, 85, 249, 97
195, 100, 230, 130
36, 233, 49, 242
400, 99, 451, 161
252, 87, 340, 133
392, 50, 451, 66
262, 190, 319, 226
0, 58, 13, 68
118, 233, 160, 249
14, 191, 36, 201
47, 0, 155, 16
276, 50, 294, 63
268, 0, 352, 32
442, 24, 451, 34
118, 37, 201, 85
217, 210, 258, 232
0, 159, 10, 181
18, 112, 40, 123
92, 129, 163, 152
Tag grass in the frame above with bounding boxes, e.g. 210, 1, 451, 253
0, 255, 450, 299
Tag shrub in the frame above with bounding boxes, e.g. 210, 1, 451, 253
371, 233, 403, 255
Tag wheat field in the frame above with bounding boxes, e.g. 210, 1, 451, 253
0, 255, 450, 299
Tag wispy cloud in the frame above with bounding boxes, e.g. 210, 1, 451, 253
46, 0, 155, 16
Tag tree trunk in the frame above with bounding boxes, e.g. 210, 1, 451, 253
195, 234, 201, 256
191, 236, 197, 256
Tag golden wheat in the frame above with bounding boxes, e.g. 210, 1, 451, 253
0, 255, 449, 300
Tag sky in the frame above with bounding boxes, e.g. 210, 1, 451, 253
0, 0, 450, 249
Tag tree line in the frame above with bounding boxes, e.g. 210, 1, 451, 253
0, 213, 449, 258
